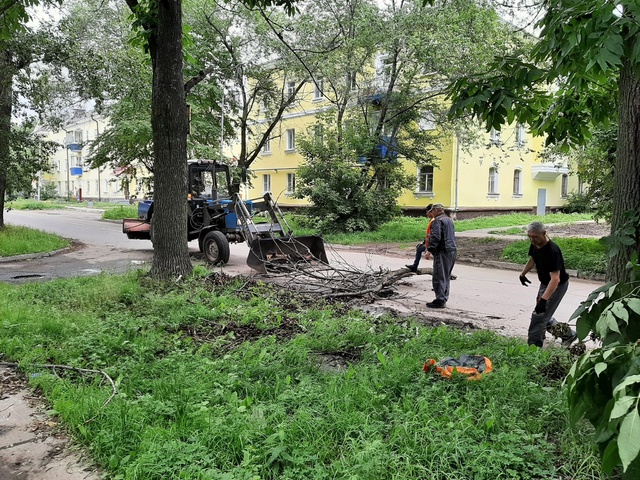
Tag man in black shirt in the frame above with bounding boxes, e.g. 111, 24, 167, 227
519, 222, 577, 347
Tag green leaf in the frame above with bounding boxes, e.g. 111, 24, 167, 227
601, 440, 620, 475
595, 362, 608, 376
612, 302, 630, 324
618, 407, 640, 471
611, 396, 637, 420
614, 375, 640, 396
627, 298, 640, 316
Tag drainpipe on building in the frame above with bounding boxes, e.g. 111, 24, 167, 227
453, 134, 460, 219
91, 115, 101, 202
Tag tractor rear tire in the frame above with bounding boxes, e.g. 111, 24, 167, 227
203, 230, 230, 265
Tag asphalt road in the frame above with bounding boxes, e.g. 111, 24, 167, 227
3, 207, 605, 340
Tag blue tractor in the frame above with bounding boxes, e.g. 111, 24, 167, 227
123, 160, 327, 272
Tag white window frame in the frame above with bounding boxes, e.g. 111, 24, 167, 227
286, 173, 296, 194
417, 166, 434, 193
287, 80, 296, 98
488, 167, 499, 195
262, 138, 271, 154
515, 123, 526, 146
313, 78, 323, 100
348, 72, 357, 90
561, 174, 569, 197
104, 180, 110, 194
262, 174, 271, 194
419, 112, 436, 131
490, 128, 501, 146
286, 129, 296, 151
513, 168, 522, 195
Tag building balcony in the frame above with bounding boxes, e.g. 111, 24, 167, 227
531, 164, 569, 181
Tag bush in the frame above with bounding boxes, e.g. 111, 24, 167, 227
562, 192, 593, 214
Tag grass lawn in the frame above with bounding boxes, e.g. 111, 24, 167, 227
501, 238, 608, 276
288, 212, 595, 245
0, 225, 70, 257
0, 271, 607, 479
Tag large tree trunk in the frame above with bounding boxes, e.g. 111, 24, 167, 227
149, 0, 192, 279
0, 50, 13, 229
610, 60, 640, 282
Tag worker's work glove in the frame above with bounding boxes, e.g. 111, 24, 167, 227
519, 275, 531, 286
534, 298, 547, 314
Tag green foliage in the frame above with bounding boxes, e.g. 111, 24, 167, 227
0, 225, 69, 256
295, 116, 412, 233
562, 192, 594, 215
3, 126, 58, 199
0, 272, 606, 479
5, 199, 65, 210
566, 126, 616, 221
567, 210, 640, 476
102, 205, 138, 220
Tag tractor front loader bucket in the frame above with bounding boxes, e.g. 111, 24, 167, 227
246, 235, 328, 274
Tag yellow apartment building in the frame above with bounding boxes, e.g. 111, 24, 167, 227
239, 78, 579, 218
39, 110, 144, 203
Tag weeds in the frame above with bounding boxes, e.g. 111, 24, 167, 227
0, 272, 608, 479
0, 225, 70, 257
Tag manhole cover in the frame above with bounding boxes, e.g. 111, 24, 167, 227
11, 274, 45, 279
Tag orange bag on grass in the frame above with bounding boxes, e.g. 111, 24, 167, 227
423, 354, 492, 381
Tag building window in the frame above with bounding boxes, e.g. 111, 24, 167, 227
375, 53, 392, 85
65, 130, 83, 145
85, 181, 90, 194
515, 123, 526, 146
490, 128, 501, 146
417, 166, 434, 192
419, 112, 436, 131
262, 174, 271, 194
58, 181, 62, 195
561, 174, 569, 197
313, 78, 323, 100
488, 167, 499, 194
286, 173, 296, 194
114, 180, 119, 193
348, 72, 357, 90
578, 178, 584, 194
95, 180, 99, 194
104, 180, 109, 193
286, 129, 296, 151
513, 169, 522, 195
314, 125, 323, 144
287, 80, 296, 99
262, 138, 271, 154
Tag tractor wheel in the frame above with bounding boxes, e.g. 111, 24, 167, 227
203, 230, 230, 265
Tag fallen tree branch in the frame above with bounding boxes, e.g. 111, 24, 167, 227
0, 361, 118, 425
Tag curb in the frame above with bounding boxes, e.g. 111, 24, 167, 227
0, 247, 73, 264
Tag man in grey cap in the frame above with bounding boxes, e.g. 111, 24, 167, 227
426, 204, 457, 308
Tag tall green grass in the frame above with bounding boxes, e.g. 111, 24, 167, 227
0, 225, 70, 257
0, 272, 608, 479
287, 212, 595, 245
6, 199, 67, 210
501, 238, 608, 276
101, 205, 139, 220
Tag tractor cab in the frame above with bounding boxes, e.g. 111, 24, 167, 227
188, 160, 232, 202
